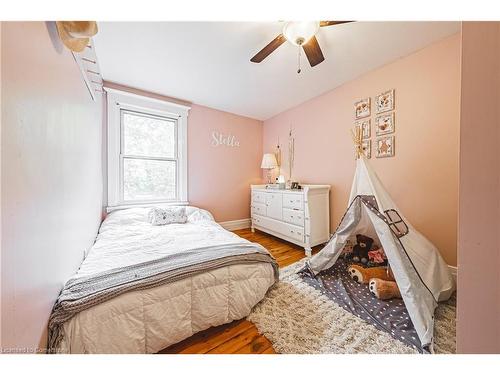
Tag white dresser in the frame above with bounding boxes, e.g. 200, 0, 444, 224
250, 185, 330, 257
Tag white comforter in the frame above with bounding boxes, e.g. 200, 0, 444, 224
59, 207, 276, 353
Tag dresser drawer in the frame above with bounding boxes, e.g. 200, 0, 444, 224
251, 215, 265, 228
265, 192, 283, 220
283, 193, 304, 210
251, 203, 266, 216
251, 191, 266, 204
252, 214, 304, 244
283, 208, 304, 227
285, 224, 305, 243
252, 214, 281, 234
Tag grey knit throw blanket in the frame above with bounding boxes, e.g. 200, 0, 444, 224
47, 243, 279, 352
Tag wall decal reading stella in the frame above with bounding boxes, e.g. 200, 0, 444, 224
211, 131, 240, 147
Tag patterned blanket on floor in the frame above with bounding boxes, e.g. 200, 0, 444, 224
300, 259, 421, 351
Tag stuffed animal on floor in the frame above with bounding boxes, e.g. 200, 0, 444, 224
341, 239, 354, 255
347, 264, 394, 284
352, 234, 374, 264
368, 246, 387, 265
369, 278, 401, 300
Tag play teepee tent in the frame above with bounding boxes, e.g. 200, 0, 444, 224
304, 132, 455, 352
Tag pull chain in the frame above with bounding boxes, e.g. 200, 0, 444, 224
297, 46, 302, 74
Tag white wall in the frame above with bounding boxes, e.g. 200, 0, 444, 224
1, 22, 104, 351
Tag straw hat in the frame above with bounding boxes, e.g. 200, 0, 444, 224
56, 21, 98, 52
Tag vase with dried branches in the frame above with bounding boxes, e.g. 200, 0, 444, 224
287, 126, 295, 188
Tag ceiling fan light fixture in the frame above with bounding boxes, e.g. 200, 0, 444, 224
283, 21, 320, 46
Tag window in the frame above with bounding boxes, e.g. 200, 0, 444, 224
106, 88, 189, 207
121, 110, 177, 201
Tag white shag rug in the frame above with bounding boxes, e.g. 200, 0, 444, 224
248, 259, 456, 354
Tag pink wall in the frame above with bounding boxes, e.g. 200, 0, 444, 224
1, 22, 104, 350
0, 21, 3, 345
263, 33, 461, 266
457, 22, 500, 354
103, 82, 264, 223
188, 104, 263, 222
0, 23, 262, 351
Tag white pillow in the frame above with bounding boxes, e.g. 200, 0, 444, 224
185, 206, 215, 222
148, 207, 188, 225
101, 208, 150, 231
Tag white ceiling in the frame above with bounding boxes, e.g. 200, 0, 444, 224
94, 22, 460, 120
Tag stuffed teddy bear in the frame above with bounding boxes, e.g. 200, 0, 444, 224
352, 234, 374, 264
369, 278, 401, 300
347, 264, 394, 284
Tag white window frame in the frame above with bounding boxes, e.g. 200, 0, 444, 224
105, 88, 190, 209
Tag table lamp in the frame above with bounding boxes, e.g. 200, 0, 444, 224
261, 153, 278, 184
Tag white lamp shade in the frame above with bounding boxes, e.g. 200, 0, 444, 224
261, 153, 278, 169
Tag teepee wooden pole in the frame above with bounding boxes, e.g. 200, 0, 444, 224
351, 126, 363, 159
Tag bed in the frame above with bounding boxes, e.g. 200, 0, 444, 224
48, 206, 278, 354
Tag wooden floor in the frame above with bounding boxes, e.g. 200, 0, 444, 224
159, 228, 320, 354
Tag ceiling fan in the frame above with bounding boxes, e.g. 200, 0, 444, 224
250, 21, 352, 73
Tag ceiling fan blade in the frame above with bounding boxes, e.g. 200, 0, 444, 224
319, 21, 353, 27
250, 34, 286, 63
302, 36, 324, 67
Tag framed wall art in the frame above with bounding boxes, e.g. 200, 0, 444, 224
361, 139, 371, 159
355, 119, 371, 139
355, 97, 371, 119
376, 136, 395, 158
375, 89, 395, 113
375, 112, 395, 135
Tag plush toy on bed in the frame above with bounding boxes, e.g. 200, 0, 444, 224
368, 278, 401, 300
347, 264, 394, 284
351, 234, 374, 264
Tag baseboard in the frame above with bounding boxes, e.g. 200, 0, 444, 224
219, 218, 251, 231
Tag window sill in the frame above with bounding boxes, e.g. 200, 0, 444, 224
106, 201, 189, 214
